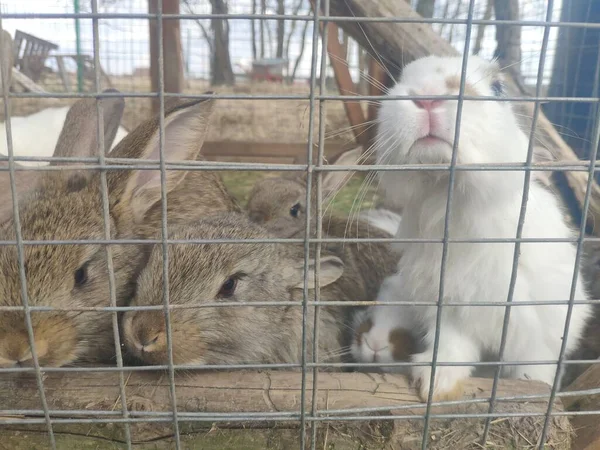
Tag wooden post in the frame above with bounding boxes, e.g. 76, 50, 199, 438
0, 371, 572, 448
148, 0, 184, 115
0, 29, 13, 92
324, 22, 368, 149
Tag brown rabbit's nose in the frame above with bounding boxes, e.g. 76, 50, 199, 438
127, 312, 167, 356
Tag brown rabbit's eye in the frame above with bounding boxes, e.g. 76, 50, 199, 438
218, 277, 237, 298
74, 265, 88, 287
290, 203, 301, 218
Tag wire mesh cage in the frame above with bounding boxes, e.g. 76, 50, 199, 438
0, 0, 599, 449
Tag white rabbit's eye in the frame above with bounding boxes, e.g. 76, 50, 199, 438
218, 277, 237, 298
290, 203, 301, 218
491, 79, 504, 96
74, 265, 88, 287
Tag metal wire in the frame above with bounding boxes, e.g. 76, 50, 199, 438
155, 1, 181, 446
1, 12, 600, 29
1, 1, 599, 449
420, 3, 476, 448
539, 15, 600, 446
299, 0, 323, 445
481, 2, 556, 445
91, 0, 133, 447
0, 14, 56, 450
310, 0, 329, 447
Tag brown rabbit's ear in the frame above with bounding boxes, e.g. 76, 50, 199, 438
52, 89, 126, 161
122, 97, 215, 223
283, 255, 344, 289
322, 146, 362, 199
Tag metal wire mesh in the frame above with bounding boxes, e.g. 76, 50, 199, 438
0, 1, 600, 449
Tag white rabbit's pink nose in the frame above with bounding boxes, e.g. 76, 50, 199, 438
413, 98, 435, 111
363, 336, 388, 355
409, 88, 445, 111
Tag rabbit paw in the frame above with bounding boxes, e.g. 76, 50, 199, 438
411, 352, 469, 402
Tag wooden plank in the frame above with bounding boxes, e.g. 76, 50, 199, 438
562, 364, 600, 450
0, 371, 571, 449
327, 0, 600, 235
10, 67, 46, 93
148, 0, 184, 114
201, 141, 350, 161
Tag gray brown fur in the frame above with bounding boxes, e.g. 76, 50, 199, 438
0, 92, 238, 368
246, 147, 366, 226
122, 213, 396, 366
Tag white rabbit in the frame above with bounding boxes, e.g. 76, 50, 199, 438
374, 55, 591, 401
0, 106, 128, 167
358, 208, 402, 237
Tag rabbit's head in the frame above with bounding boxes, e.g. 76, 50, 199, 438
377, 55, 532, 205
247, 147, 363, 229
0, 92, 218, 368
123, 213, 345, 366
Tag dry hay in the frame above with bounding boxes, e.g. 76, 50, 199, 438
1, 74, 357, 145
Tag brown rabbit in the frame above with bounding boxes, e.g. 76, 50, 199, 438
122, 212, 391, 366
246, 147, 366, 225
0, 92, 238, 369
0, 89, 126, 221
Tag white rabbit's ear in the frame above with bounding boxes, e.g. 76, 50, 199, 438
124, 97, 215, 223
322, 146, 362, 199
284, 255, 344, 289
52, 89, 126, 161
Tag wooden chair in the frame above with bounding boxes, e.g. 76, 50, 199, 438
13, 30, 58, 82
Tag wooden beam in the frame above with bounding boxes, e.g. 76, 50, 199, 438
309, 0, 368, 150
323, 22, 368, 149
148, 0, 184, 115
366, 56, 387, 157
11, 68, 46, 93
0, 371, 571, 448
327, 0, 600, 234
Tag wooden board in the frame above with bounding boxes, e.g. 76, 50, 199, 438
0, 370, 572, 449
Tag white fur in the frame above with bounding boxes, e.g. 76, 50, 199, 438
359, 208, 402, 236
0, 107, 128, 166
351, 274, 414, 373
375, 55, 591, 399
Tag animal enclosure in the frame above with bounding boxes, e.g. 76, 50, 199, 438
0, 1, 600, 450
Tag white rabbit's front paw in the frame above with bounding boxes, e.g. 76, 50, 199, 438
411, 351, 470, 402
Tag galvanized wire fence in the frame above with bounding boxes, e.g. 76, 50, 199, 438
1, 1, 600, 450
